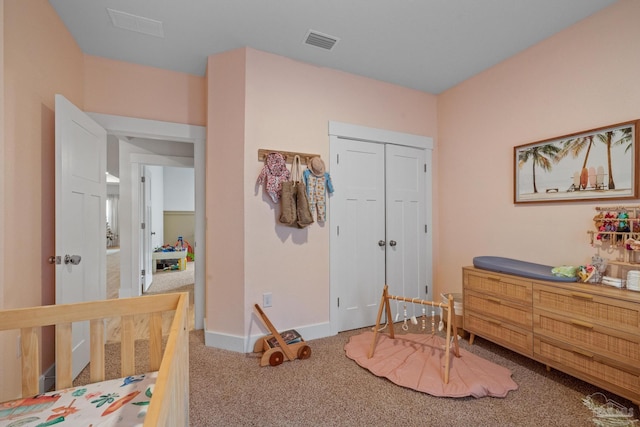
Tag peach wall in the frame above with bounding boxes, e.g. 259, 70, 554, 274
206, 49, 247, 337
84, 56, 206, 126
1, 0, 84, 402
243, 49, 437, 331
204, 47, 436, 340
436, 0, 640, 295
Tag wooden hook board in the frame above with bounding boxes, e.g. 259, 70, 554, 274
258, 149, 320, 164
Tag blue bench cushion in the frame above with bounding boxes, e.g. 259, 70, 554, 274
472, 256, 578, 282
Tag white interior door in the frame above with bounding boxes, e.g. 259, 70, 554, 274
55, 94, 107, 379
331, 139, 386, 331
385, 144, 427, 300
330, 122, 432, 333
141, 166, 153, 292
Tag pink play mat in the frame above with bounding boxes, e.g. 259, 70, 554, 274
344, 331, 518, 398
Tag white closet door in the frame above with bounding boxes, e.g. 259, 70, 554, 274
331, 139, 386, 331
385, 144, 427, 300
330, 122, 432, 334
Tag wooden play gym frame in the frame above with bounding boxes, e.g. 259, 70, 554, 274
368, 284, 461, 384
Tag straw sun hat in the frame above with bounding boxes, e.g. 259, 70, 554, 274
308, 156, 326, 177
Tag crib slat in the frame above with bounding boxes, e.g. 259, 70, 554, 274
90, 318, 105, 382
20, 327, 40, 396
56, 322, 73, 389
149, 312, 163, 371
121, 314, 135, 376
146, 292, 189, 426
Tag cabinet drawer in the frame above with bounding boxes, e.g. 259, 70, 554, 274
465, 290, 532, 329
534, 337, 640, 401
465, 311, 533, 357
534, 310, 640, 371
465, 270, 532, 304
533, 284, 640, 334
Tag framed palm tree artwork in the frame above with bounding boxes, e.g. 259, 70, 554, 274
514, 120, 639, 204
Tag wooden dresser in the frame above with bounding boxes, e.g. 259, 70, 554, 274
463, 266, 640, 404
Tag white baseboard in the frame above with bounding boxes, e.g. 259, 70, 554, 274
40, 363, 56, 393
204, 321, 333, 353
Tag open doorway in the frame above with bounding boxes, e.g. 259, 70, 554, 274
141, 164, 195, 295
91, 113, 206, 331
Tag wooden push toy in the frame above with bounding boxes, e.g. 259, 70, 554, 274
253, 304, 312, 366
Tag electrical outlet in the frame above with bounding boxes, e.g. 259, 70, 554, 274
263, 292, 272, 308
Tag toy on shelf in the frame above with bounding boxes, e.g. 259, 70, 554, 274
589, 205, 640, 264
252, 304, 311, 367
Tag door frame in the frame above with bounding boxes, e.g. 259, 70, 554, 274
88, 113, 206, 330
134, 157, 194, 293
328, 121, 433, 335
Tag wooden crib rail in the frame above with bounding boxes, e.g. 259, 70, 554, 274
0, 292, 186, 397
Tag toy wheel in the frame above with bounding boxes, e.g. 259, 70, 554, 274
269, 351, 284, 366
297, 345, 311, 360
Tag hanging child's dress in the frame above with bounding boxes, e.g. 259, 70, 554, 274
257, 152, 290, 203
303, 156, 334, 222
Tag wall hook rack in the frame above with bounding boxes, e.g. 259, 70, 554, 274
258, 148, 320, 164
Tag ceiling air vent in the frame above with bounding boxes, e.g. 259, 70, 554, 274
304, 30, 339, 51
107, 8, 165, 38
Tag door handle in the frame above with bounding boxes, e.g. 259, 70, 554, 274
378, 240, 386, 247
389, 240, 397, 247
64, 255, 82, 265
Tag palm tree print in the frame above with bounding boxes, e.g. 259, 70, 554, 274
518, 143, 560, 193
555, 135, 594, 182
597, 127, 633, 190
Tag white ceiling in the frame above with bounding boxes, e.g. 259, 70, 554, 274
49, 0, 617, 94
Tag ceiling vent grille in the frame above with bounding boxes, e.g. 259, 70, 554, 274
107, 8, 165, 38
304, 30, 339, 51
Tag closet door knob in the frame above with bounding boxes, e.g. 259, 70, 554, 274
389, 240, 397, 247
378, 240, 386, 247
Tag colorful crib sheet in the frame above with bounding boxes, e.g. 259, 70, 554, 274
0, 372, 157, 427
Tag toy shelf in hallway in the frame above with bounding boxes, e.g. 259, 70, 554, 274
368, 285, 461, 384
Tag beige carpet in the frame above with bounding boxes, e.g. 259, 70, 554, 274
97, 252, 637, 425
145, 260, 195, 294
73, 321, 638, 427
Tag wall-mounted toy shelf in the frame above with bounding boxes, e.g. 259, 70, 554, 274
588, 205, 640, 266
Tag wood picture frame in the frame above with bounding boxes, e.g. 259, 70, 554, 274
514, 120, 639, 204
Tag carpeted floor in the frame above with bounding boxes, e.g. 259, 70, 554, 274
106, 249, 195, 297
99, 250, 638, 426
75, 320, 638, 427
145, 259, 195, 294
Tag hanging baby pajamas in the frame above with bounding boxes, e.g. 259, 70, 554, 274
303, 168, 334, 222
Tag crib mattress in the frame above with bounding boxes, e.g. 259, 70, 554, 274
472, 256, 578, 282
0, 372, 157, 427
